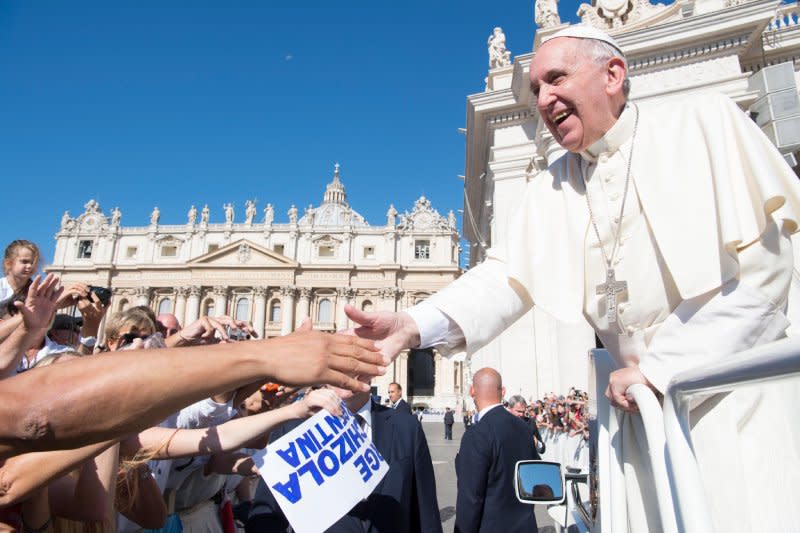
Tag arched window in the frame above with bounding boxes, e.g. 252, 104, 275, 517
318, 298, 333, 324
361, 300, 373, 312
203, 299, 215, 317
235, 297, 250, 321
269, 300, 282, 323
158, 298, 172, 315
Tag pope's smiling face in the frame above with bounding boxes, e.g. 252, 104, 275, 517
530, 37, 626, 153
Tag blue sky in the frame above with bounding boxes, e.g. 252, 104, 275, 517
0, 0, 586, 268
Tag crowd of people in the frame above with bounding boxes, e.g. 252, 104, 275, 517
0, 239, 387, 532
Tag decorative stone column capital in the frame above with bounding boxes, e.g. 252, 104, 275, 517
299, 287, 313, 300
212, 286, 229, 297
175, 287, 189, 297
134, 286, 150, 297
188, 286, 203, 297
280, 285, 297, 298
254, 286, 269, 297
378, 287, 401, 299
336, 287, 356, 299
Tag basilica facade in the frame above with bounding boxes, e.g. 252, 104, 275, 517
48, 165, 464, 408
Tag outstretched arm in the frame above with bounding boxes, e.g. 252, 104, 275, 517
0, 326, 382, 458
125, 389, 341, 459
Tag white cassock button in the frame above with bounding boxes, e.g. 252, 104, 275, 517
599, 154, 609, 164
604, 174, 613, 183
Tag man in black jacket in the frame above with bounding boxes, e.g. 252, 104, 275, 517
246, 385, 442, 533
455, 368, 538, 532
387, 381, 412, 414
443, 407, 454, 440
507, 394, 546, 455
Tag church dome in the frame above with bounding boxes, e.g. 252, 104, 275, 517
299, 163, 369, 227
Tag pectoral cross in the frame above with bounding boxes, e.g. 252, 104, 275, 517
597, 268, 627, 334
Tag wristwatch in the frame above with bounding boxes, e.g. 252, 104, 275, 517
79, 335, 97, 348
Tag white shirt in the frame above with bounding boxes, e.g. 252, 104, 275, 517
475, 403, 503, 423
354, 398, 372, 442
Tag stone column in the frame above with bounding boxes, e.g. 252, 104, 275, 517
185, 286, 202, 324
336, 287, 355, 330
433, 353, 443, 397
253, 286, 268, 338
280, 285, 296, 335
134, 286, 151, 307
398, 352, 409, 395
212, 286, 228, 317
174, 287, 188, 326
296, 287, 312, 328
379, 287, 399, 311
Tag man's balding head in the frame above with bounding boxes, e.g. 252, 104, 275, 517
156, 314, 181, 337
530, 30, 628, 153
470, 367, 505, 411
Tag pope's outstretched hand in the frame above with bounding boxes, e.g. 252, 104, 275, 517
344, 304, 421, 364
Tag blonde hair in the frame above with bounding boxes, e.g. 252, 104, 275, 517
103, 309, 156, 341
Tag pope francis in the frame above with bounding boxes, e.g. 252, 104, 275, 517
346, 26, 800, 532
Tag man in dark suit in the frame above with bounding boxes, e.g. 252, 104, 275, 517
387, 381, 412, 414
454, 368, 538, 532
507, 394, 546, 455
443, 407, 454, 440
246, 384, 442, 533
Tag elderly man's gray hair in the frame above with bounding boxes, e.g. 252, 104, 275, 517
585, 39, 631, 99
507, 394, 528, 408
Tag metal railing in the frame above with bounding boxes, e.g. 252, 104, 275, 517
591, 337, 800, 532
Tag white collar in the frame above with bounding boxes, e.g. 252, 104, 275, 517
355, 398, 372, 430
580, 103, 635, 163
477, 403, 503, 422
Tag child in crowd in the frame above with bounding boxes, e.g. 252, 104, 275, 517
0, 240, 40, 306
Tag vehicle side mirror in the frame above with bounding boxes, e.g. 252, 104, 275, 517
515, 460, 565, 505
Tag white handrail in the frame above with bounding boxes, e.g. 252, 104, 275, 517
662, 336, 800, 532
625, 384, 677, 533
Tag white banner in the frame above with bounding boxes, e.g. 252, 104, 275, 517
253, 401, 389, 533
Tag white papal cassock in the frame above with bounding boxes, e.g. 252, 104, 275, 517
408, 92, 800, 531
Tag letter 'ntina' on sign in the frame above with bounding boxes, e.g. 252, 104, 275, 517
252, 402, 389, 533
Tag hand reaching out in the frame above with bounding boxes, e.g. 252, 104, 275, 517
15, 274, 63, 332
344, 304, 420, 364
177, 315, 258, 345
294, 388, 342, 419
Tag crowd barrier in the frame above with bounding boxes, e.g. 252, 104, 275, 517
538, 429, 590, 472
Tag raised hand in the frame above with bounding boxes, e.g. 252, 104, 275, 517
77, 290, 108, 336
177, 315, 230, 344
55, 282, 89, 309
295, 388, 342, 418
15, 274, 63, 331
344, 304, 420, 364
